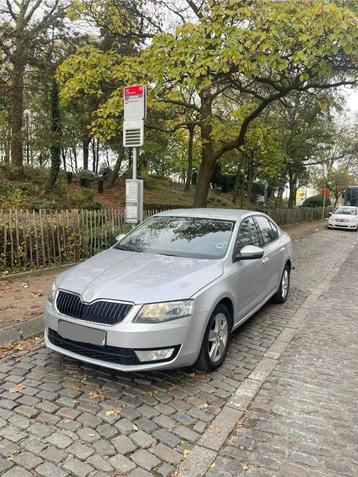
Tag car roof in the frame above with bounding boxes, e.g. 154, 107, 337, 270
336, 205, 357, 209
155, 208, 262, 221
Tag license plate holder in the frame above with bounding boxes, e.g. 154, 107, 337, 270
58, 320, 106, 346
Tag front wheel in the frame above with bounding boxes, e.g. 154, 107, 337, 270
196, 304, 231, 372
272, 264, 290, 304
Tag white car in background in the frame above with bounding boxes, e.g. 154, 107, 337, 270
327, 206, 358, 231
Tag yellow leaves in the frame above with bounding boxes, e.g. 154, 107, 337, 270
105, 407, 122, 416
209, 424, 221, 433
299, 73, 310, 82
0, 337, 43, 357
89, 389, 106, 401
9, 383, 25, 393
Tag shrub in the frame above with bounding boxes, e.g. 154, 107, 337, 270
301, 195, 331, 208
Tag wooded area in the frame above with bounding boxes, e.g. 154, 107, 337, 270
0, 0, 357, 210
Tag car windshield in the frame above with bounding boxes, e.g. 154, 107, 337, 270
114, 216, 235, 259
334, 207, 357, 216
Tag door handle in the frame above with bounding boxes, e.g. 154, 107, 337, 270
280, 247, 285, 252
262, 257, 270, 264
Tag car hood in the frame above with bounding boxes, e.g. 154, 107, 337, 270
331, 214, 357, 221
56, 248, 224, 304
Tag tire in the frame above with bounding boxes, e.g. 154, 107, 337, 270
196, 304, 231, 372
272, 264, 290, 304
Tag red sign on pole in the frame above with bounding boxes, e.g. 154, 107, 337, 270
124, 85, 144, 97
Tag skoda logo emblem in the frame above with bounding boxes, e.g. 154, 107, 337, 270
82, 289, 94, 302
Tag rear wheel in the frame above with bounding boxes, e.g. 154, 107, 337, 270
196, 304, 231, 372
272, 264, 290, 304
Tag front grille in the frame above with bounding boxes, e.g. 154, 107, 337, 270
48, 329, 140, 365
48, 329, 180, 366
56, 290, 132, 325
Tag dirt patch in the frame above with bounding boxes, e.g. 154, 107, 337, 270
0, 220, 326, 330
0, 269, 61, 329
282, 220, 327, 243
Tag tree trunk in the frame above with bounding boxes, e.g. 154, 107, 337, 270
72, 147, 78, 171
96, 139, 100, 173
91, 138, 98, 172
184, 125, 195, 192
4, 127, 11, 162
61, 148, 67, 171
82, 137, 90, 170
47, 79, 62, 191
107, 146, 124, 188
232, 166, 241, 204
288, 175, 296, 209
193, 91, 214, 207
10, 62, 25, 170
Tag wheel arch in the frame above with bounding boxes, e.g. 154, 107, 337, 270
215, 297, 234, 331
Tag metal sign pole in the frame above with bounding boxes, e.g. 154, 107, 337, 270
132, 147, 137, 180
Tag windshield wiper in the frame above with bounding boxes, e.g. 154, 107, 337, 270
114, 245, 143, 252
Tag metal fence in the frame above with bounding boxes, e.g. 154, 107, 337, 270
0, 207, 328, 274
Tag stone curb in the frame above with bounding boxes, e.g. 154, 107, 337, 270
0, 315, 44, 346
178, 237, 358, 477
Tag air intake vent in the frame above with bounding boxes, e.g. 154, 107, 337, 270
123, 120, 144, 147
125, 128, 141, 146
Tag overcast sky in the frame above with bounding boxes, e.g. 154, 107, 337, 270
343, 87, 358, 118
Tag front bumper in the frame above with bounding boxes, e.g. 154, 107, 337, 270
328, 222, 357, 230
44, 300, 203, 371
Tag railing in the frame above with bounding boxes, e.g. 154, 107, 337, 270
0, 207, 328, 274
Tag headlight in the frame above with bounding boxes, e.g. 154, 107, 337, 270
134, 300, 193, 323
47, 282, 57, 303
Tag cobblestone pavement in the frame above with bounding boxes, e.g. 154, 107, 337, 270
0, 228, 357, 477
208, 232, 358, 477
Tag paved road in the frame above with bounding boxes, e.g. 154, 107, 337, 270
208, 232, 358, 477
0, 228, 357, 477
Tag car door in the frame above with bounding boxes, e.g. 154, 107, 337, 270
254, 216, 282, 296
229, 216, 266, 322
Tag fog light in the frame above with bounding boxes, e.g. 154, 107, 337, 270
135, 348, 175, 362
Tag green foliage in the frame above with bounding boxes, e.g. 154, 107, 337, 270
301, 195, 331, 207
0, 165, 101, 211
0, 180, 23, 209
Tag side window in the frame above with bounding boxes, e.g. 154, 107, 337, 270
235, 217, 261, 253
268, 220, 279, 240
255, 216, 278, 245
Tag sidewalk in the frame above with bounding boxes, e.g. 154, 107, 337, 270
205, 238, 358, 476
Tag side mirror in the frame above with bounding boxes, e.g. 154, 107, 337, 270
115, 233, 125, 242
328, 211, 332, 216
234, 245, 264, 261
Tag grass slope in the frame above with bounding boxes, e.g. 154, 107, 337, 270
0, 165, 237, 211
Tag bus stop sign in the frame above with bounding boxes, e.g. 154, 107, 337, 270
124, 85, 147, 122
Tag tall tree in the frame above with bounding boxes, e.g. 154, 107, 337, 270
0, 0, 63, 169
62, 1, 358, 206
138, 1, 358, 206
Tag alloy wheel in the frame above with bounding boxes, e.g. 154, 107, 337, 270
208, 313, 228, 362
281, 269, 289, 299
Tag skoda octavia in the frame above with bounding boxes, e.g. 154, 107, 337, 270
44, 209, 292, 372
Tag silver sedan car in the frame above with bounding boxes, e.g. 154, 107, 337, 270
44, 209, 292, 372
